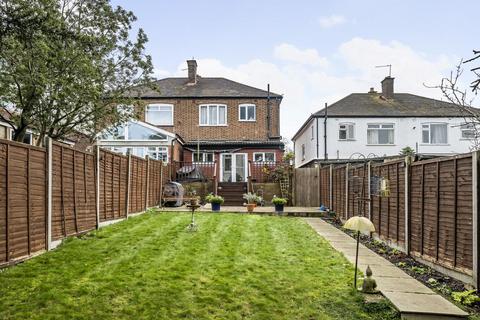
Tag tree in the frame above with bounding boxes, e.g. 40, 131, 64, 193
0, 0, 154, 145
434, 49, 480, 150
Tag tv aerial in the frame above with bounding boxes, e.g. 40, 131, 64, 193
375, 64, 392, 77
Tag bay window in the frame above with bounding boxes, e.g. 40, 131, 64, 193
200, 104, 227, 125
367, 124, 394, 145
422, 123, 448, 144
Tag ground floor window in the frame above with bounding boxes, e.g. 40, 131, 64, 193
253, 152, 276, 162
422, 123, 448, 144
193, 152, 214, 163
367, 124, 394, 145
104, 146, 169, 162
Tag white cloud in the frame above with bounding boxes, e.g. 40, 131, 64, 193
318, 15, 347, 28
164, 40, 458, 140
274, 43, 329, 67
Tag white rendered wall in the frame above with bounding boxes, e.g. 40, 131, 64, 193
294, 116, 474, 167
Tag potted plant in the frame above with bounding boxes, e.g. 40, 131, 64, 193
272, 195, 288, 213
205, 193, 224, 212
243, 192, 259, 213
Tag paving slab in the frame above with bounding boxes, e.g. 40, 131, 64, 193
304, 218, 468, 319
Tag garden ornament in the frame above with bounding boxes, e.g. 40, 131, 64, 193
343, 216, 375, 289
361, 265, 378, 294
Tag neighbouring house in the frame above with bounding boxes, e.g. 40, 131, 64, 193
103, 59, 284, 181
292, 76, 477, 168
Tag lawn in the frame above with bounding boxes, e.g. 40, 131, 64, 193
0, 212, 398, 319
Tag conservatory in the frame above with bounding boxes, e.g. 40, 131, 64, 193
97, 119, 176, 162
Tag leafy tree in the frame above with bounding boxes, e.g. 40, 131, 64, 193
399, 146, 415, 157
0, 0, 154, 145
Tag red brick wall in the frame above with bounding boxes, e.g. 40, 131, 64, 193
138, 98, 281, 142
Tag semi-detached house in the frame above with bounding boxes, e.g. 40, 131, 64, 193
292, 76, 476, 168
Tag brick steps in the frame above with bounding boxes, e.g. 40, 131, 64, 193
218, 182, 247, 206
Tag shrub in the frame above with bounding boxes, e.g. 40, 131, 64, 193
452, 290, 480, 306
205, 194, 224, 204
271, 196, 288, 205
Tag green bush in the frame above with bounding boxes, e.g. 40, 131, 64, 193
452, 290, 480, 306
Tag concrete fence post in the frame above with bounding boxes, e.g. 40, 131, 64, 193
95, 146, 100, 229
46, 137, 53, 250
404, 156, 411, 254
472, 151, 480, 288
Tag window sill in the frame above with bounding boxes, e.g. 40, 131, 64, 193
460, 138, 475, 141
338, 139, 356, 142
366, 144, 396, 146
419, 143, 450, 146
239, 120, 256, 122
199, 124, 228, 127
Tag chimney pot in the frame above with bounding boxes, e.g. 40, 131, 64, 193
187, 59, 197, 84
368, 87, 376, 94
381, 76, 394, 99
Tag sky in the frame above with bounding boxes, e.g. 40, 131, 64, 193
112, 0, 479, 139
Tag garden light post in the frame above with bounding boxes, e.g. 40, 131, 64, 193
343, 216, 375, 289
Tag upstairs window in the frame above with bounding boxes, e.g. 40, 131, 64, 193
422, 123, 448, 144
339, 123, 355, 140
301, 144, 306, 160
200, 104, 227, 126
239, 104, 256, 121
461, 123, 476, 139
367, 124, 394, 145
146, 104, 173, 125
254, 152, 275, 162
193, 152, 214, 163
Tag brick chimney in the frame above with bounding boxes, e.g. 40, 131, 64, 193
381, 76, 394, 99
187, 59, 197, 84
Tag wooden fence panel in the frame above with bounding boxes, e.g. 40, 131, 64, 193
409, 155, 473, 273
129, 156, 148, 214
347, 164, 369, 218
294, 168, 319, 207
0, 140, 47, 264
319, 166, 330, 208
148, 159, 163, 207
370, 161, 405, 246
331, 166, 346, 219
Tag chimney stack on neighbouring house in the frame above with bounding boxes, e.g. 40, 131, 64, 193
381, 76, 394, 99
187, 59, 197, 84
368, 87, 376, 94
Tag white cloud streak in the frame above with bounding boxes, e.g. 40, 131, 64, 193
318, 15, 347, 28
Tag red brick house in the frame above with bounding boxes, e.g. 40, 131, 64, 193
132, 60, 285, 184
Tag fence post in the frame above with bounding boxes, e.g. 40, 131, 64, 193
159, 161, 164, 208
367, 161, 372, 220
404, 156, 411, 254
317, 164, 321, 206
472, 151, 480, 288
145, 155, 150, 211
46, 137, 53, 250
126, 151, 131, 218
95, 146, 100, 229
329, 164, 333, 209
345, 163, 350, 219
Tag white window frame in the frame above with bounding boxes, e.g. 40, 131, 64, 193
147, 146, 169, 162
338, 123, 355, 141
301, 144, 305, 161
238, 104, 256, 122
460, 123, 477, 140
193, 152, 215, 163
367, 123, 395, 145
311, 126, 314, 140
421, 122, 448, 145
253, 152, 276, 163
199, 104, 227, 126
145, 104, 174, 126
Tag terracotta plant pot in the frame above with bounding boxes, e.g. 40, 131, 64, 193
246, 203, 256, 213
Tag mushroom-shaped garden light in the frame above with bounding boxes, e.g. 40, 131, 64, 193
343, 216, 375, 289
